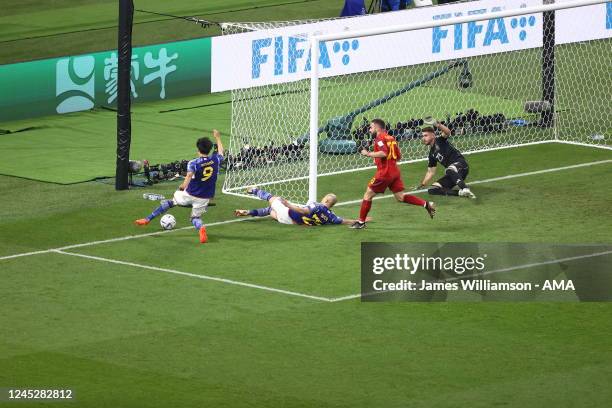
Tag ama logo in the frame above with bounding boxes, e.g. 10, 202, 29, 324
432, 15, 537, 54
251, 36, 360, 79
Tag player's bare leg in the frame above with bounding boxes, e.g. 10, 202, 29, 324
393, 191, 436, 219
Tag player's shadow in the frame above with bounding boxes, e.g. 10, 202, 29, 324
466, 185, 504, 204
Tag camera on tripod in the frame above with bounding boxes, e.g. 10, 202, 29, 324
142, 160, 189, 185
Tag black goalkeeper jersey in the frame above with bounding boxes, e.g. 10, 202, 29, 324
428, 136, 466, 168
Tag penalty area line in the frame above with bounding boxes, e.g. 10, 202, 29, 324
53, 250, 333, 302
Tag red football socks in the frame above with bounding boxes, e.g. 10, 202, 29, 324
403, 194, 426, 207
359, 199, 372, 221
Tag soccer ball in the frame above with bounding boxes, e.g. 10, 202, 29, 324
160, 214, 176, 230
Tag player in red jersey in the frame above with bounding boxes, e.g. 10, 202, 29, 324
350, 119, 435, 229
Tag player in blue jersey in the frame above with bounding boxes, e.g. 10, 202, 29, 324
135, 130, 224, 243
234, 187, 369, 226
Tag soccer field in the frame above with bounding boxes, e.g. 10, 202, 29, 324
1, 143, 612, 407
2, 0, 612, 406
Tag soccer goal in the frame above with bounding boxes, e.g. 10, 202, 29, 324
214, 0, 611, 203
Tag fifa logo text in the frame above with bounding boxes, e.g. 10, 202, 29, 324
251, 36, 360, 79
432, 16, 537, 53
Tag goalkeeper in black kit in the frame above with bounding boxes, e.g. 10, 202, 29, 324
417, 117, 476, 199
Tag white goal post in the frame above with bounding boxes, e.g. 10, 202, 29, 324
215, 0, 611, 203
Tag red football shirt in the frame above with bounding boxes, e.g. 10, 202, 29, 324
372, 132, 401, 179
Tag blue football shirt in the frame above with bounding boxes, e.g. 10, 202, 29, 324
186, 154, 223, 198
288, 202, 343, 226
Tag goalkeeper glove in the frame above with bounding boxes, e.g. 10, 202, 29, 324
423, 116, 438, 127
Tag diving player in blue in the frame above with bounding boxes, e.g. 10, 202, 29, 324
135, 130, 224, 243
234, 188, 369, 226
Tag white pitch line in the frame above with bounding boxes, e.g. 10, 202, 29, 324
0, 218, 254, 261
466, 159, 612, 185
327, 293, 362, 302
328, 249, 612, 302
0, 249, 60, 261
54, 250, 333, 302
1, 158, 611, 262
444, 250, 612, 282
335, 159, 612, 207
57, 217, 251, 251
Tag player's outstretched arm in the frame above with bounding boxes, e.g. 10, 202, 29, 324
418, 167, 437, 189
436, 122, 452, 138
425, 117, 452, 138
279, 198, 310, 215
212, 129, 224, 156
179, 171, 193, 191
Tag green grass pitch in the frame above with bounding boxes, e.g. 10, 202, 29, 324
1, 1, 612, 407
1, 143, 612, 407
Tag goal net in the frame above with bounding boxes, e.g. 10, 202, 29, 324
216, 0, 611, 203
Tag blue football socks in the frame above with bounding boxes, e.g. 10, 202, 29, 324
251, 188, 273, 201
146, 200, 174, 221
248, 207, 272, 217
191, 217, 203, 230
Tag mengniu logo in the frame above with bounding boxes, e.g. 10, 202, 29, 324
251, 36, 361, 79
432, 15, 538, 54
56, 56, 95, 114
55, 48, 179, 114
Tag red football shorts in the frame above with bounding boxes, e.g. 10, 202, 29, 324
368, 175, 404, 193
